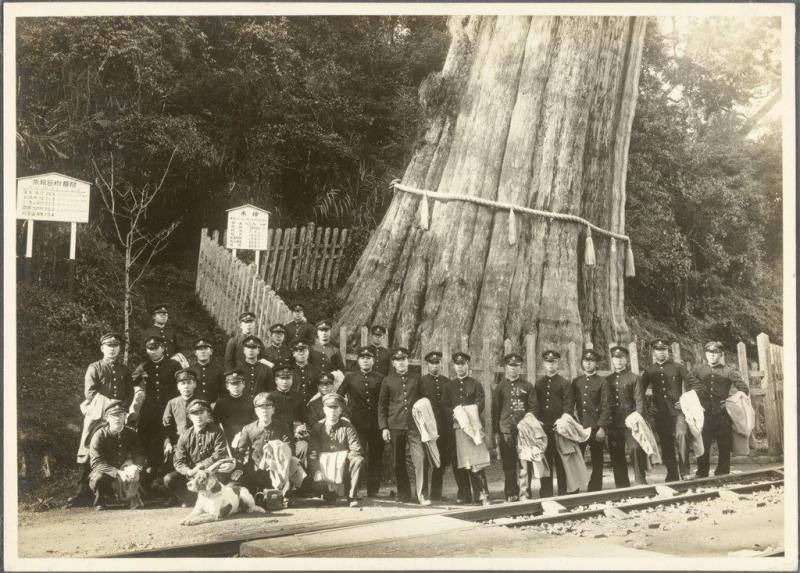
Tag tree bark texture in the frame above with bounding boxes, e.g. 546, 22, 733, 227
336, 16, 647, 360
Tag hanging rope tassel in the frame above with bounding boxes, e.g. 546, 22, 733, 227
625, 240, 636, 277
419, 191, 430, 230
508, 207, 517, 245
584, 227, 596, 267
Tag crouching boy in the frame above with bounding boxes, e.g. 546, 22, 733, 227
237, 392, 306, 506
308, 393, 364, 507
163, 399, 228, 506
88, 403, 146, 510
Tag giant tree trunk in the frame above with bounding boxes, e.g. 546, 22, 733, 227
336, 16, 647, 360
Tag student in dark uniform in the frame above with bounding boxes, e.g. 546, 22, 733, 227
688, 341, 749, 477
640, 338, 688, 481
88, 403, 146, 510
68, 332, 140, 508
369, 326, 391, 376
268, 361, 307, 430
284, 304, 316, 346
606, 345, 647, 487
306, 372, 349, 425
572, 348, 610, 491
535, 349, 575, 497
263, 324, 292, 366
163, 399, 228, 506
378, 348, 429, 505
162, 370, 197, 472
290, 340, 322, 402
142, 303, 180, 358
224, 311, 258, 371
310, 320, 345, 374
214, 370, 256, 447
188, 338, 225, 403
236, 392, 294, 499
420, 351, 451, 502
492, 353, 538, 502
240, 335, 275, 399
131, 336, 180, 485
444, 352, 490, 505
338, 346, 384, 497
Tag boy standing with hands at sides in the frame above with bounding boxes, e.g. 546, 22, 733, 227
572, 348, 610, 491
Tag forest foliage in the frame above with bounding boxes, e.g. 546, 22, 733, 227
16, 15, 783, 347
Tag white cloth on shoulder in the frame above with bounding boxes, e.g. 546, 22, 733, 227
679, 389, 705, 458
412, 398, 441, 468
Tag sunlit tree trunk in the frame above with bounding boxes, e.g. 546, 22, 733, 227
336, 15, 647, 359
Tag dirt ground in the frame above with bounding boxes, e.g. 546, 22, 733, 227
14, 461, 777, 558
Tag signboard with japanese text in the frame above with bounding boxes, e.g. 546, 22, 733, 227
226, 204, 270, 251
16, 173, 91, 223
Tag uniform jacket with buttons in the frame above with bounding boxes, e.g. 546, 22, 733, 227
571, 373, 610, 429
443, 376, 484, 425
309, 418, 363, 458
379, 371, 423, 430
143, 324, 180, 357
188, 360, 225, 403
213, 394, 257, 443
263, 344, 292, 365
640, 360, 687, 417
421, 374, 452, 424
240, 360, 275, 400
224, 333, 260, 371
687, 363, 748, 415
89, 425, 145, 478
535, 374, 575, 429
371, 346, 391, 377
310, 343, 345, 372
133, 356, 180, 422
605, 369, 645, 429
338, 370, 382, 431
237, 419, 293, 467
173, 422, 228, 475
162, 395, 193, 446
284, 319, 316, 346
84, 359, 135, 406
268, 389, 306, 427
291, 362, 322, 402
492, 377, 537, 435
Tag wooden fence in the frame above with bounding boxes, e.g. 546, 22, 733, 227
244, 222, 350, 291
333, 327, 784, 454
196, 228, 293, 338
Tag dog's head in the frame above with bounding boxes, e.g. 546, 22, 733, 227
185, 458, 235, 494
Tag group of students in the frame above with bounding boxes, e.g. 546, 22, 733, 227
66, 301, 751, 511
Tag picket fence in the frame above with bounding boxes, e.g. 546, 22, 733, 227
334, 327, 784, 455
196, 228, 293, 338
240, 222, 350, 291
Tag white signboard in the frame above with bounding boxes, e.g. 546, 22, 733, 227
16, 173, 91, 223
226, 204, 270, 251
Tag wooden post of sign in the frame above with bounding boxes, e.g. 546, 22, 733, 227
254, 251, 260, 276
232, 249, 237, 261
68, 221, 77, 296
24, 219, 34, 284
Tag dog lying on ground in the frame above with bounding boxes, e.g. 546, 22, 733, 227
180, 458, 265, 526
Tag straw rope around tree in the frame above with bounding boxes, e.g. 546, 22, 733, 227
390, 179, 636, 277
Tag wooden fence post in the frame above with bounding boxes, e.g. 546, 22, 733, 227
441, 339, 451, 378
480, 345, 495, 449
525, 334, 536, 381
756, 333, 782, 455
339, 326, 349, 366
629, 337, 639, 375
737, 342, 750, 387
671, 342, 682, 364
567, 341, 579, 380
360, 326, 369, 348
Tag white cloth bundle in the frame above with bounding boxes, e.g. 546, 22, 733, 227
625, 411, 662, 465
412, 398, 441, 468
679, 389, 705, 458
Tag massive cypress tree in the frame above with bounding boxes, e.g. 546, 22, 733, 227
336, 16, 647, 359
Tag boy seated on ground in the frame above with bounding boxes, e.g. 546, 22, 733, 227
308, 393, 363, 507
236, 393, 305, 506
162, 370, 197, 472
163, 399, 228, 507
214, 370, 257, 448
305, 372, 350, 426
88, 403, 146, 510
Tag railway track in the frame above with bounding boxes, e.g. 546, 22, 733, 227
102, 465, 784, 558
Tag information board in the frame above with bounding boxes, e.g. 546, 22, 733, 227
16, 173, 91, 223
226, 204, 270, 251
